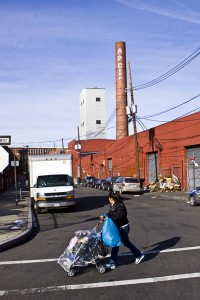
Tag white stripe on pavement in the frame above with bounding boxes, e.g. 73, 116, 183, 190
1, 245, 200, 265
1, 272, 200, 296
0, 258, 57, 265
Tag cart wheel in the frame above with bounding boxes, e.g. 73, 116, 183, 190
67, 269, 75, 277
98, 265, 106, 274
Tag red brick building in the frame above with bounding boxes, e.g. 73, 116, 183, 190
68, 111, 200, 191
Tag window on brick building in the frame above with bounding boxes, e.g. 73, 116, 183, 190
108, 158, 112, 171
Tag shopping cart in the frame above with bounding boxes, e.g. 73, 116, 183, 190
57, 221, 108, 277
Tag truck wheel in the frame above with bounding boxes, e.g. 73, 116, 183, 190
69, 205, 76, 212
190, 196, 197, 206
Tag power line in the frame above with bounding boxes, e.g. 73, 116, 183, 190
140, 106, 200, 126
139, 93, 200, 119
93, 92, 200, 140
134, 46, 200, 90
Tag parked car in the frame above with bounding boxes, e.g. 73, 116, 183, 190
113, 176, 141, 194
94, 179, 106, 189
102, 176, 118, 191
81, 176, 96, 187
88, 178, 98, 188
188, 186, 200, 206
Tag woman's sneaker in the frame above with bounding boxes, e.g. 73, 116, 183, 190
104, 263, 116, 269
135, 254, 144, 264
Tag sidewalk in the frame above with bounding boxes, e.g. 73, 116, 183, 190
0, 184, 33, 252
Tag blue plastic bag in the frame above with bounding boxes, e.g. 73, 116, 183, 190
102, 215, 122, 247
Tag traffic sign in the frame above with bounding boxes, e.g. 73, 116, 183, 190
0, 146, 9, 172
0, 136, 11, 145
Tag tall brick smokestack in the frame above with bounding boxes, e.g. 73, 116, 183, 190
115, 41, 128, 139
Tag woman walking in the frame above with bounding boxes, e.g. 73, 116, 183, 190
100, 191, 144, 269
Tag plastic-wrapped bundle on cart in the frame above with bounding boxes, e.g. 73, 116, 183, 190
57, 229, 107, 272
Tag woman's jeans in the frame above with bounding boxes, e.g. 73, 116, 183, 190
109, 224, 141, 264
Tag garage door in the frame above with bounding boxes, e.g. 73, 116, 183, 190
186, 146, 200, 191
148, 152, 158, 184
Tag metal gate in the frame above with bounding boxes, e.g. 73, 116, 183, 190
186, 146, 200, 191
148, 152, 158, 184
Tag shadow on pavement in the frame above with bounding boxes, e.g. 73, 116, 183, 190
116, 236, 181, 267
143, 236, 181, 262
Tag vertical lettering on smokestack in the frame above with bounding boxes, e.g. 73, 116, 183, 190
115, 41, 128, 139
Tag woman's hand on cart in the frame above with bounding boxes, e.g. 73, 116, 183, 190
100, 215, 106, 221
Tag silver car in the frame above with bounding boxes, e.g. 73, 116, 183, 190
113, 176, 140, 194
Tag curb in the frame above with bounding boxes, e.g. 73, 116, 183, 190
0, 198, 33, 252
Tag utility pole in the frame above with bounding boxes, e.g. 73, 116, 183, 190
26, 145, 29, 186
14, 148, 18, 206
128, 62, 140, 179
77, 126, 82, 182
60, 138, 65, 154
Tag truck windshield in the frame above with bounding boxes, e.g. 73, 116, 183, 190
37, 175, 73, 187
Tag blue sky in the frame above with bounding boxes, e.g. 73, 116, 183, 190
0, 0, 199, 148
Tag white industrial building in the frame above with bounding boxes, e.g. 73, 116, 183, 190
79, 88, 106, 140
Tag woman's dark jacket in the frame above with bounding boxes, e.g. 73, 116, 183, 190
107, 201, 129, 228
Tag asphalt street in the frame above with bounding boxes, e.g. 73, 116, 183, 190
0, 186, 199, 300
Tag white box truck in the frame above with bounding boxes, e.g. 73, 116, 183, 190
29, 154, 76, 213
